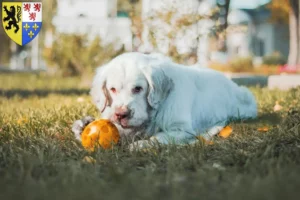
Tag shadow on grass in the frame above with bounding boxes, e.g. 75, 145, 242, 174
0, 89, 90, 99
231, 76, 268, 87
240, 113, 282, 125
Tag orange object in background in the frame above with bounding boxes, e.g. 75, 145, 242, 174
218, 126, 233, 138
81, 119, 120, 151
257, 126, 269, 132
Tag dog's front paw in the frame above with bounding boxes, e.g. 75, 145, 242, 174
128, 139, 161, 152
129, 140, 153, 152
71, 116, 95, 141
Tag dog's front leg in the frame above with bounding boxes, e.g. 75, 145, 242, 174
150, 130, 196, 144
71, 116, 95, 141
129, 128, 196, 151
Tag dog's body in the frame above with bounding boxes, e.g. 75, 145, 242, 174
72, 52, 257, 148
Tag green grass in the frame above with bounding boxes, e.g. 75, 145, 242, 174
1, 73, 300, 200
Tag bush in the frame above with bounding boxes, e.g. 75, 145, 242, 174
262, 51, 286, 66
228, 56, 254, 72
209, 62, 228, 72
209, 56, 254, 73
43, 34, 124, 77
210, 57, 283, 75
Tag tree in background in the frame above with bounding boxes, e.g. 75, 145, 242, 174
146, 8, 203, 63
144, 0, 230, 64
216, 0, 231, 52
269, 0, 300, 66
268, 0, 289, 23
117, 0, 143, 51
287, 0, 300, 66
40, 0, 57, 46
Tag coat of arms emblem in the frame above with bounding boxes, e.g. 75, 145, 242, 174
2, 2, 42, 46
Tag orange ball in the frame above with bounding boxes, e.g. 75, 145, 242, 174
81, 119, 120, 150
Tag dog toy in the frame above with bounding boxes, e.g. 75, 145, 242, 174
81, 119, 120, 151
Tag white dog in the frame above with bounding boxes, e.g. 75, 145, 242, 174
72, 52, 257, 149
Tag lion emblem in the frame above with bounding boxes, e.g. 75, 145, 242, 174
3, 5, 21, 33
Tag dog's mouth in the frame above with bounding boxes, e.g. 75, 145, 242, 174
111, 117, 131, 129
114, 118, 146, 130
120, 118, 130, 128
111, 114, 149, 130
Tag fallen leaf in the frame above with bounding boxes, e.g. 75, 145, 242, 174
218, 126, 233, 138
197, 136, 214, 145
17, 117, 28, 125
274, 101, 282, 112
142, 148, 158, 155
212, 163, 226, 171
54, 133, 65, 140
82, 156, 96, 164
77, 97, 85, 102
257, 126, 269, 132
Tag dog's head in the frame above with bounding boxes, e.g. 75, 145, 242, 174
90, 52, 173, 130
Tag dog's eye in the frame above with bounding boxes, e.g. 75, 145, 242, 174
132, 86, 142, 94
110, 87, 116, 93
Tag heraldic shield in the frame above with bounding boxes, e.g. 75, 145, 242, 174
2, 2, 42, 46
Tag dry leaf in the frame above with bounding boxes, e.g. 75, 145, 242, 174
54, 133, 65, 140
142, 148, 158, 155
274, 101, 282, 112
218, 126, 233, 138
212, 163, 226, 171
257, 126, 269, 132
17, 117, 28, 125
197, 136, 214, 145
292, 100, 298, 104
77, 97, 85, 102
82, 156, 96, 164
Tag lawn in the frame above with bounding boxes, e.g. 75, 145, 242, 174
0, 73, 300, 200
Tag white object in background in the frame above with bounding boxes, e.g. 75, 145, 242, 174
268, 75, 300, 90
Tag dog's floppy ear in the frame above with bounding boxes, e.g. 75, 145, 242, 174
141, 64, 174, 110
90, 65, 112, 113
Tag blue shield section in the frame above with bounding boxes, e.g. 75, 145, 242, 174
22, 22, 42, 46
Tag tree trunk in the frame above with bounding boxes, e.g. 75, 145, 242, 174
223, 0, 231, 52
223, 0, 231, 32
288, 0, 299, 65
217, 0, 231, 52
298, 0, 300, 66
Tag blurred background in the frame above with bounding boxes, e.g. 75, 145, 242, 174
0, 0, 299, 80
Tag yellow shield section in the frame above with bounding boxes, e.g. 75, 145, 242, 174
2, 2, 22, 46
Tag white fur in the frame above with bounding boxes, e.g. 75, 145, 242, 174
90, 52, 257, 146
